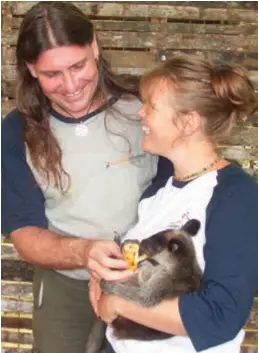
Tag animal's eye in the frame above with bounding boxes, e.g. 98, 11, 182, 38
169, 242, 179, 252
170, 243, 179, 252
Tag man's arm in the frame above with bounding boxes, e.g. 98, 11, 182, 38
2, 110, 131, 281
11, 226, 132, 281
11, 226, 89, 269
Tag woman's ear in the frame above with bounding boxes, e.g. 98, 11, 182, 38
182, 111, 201, 136
26, 63, 37, 78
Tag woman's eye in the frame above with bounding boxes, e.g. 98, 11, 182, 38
151, 104, 158, 112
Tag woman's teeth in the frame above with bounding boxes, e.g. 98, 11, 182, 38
143, 126, 150, 135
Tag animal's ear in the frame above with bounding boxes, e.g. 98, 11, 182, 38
182, 219, 200, 236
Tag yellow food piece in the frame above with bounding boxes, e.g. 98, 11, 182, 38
137, 254, 148, 263
122, 241, 140, 270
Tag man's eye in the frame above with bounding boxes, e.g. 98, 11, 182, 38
44, 72, 58, 78
72, 62, 85, 70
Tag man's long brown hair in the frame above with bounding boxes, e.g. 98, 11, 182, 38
16, 1, 139, 192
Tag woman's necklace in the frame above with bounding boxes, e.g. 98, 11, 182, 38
174, 156, 221, 182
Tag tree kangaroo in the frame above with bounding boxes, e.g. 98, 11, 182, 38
85, 219, 202, 353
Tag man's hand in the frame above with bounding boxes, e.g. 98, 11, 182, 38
84, 240, 134, 281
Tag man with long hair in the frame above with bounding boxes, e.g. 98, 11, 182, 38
1, 2, 172, 353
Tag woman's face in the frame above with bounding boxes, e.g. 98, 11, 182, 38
138, 81, 183, 157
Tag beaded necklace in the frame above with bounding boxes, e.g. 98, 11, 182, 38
175, 157, 221, 182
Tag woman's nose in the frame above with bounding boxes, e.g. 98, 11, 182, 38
138, 105, 145, 118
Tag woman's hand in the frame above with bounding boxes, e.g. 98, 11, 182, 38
89, 276, 102, 316
84, 239, 134, 281
97, 293, 121, 325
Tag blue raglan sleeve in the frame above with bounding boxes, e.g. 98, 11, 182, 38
179, 174, 258, 351
2, 109, 48, 233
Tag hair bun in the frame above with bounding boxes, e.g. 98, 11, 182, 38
211, 64, 256, 121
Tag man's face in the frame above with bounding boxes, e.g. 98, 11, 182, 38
27, 42, 100, 118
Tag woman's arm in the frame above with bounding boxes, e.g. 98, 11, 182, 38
97, 294, 187, 336
97, 170, 258, 352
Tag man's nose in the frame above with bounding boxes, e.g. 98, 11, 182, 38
63, 72, 77, 94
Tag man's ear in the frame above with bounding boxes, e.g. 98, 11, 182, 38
91, 34, 100, 60
26, 63, 37, 78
